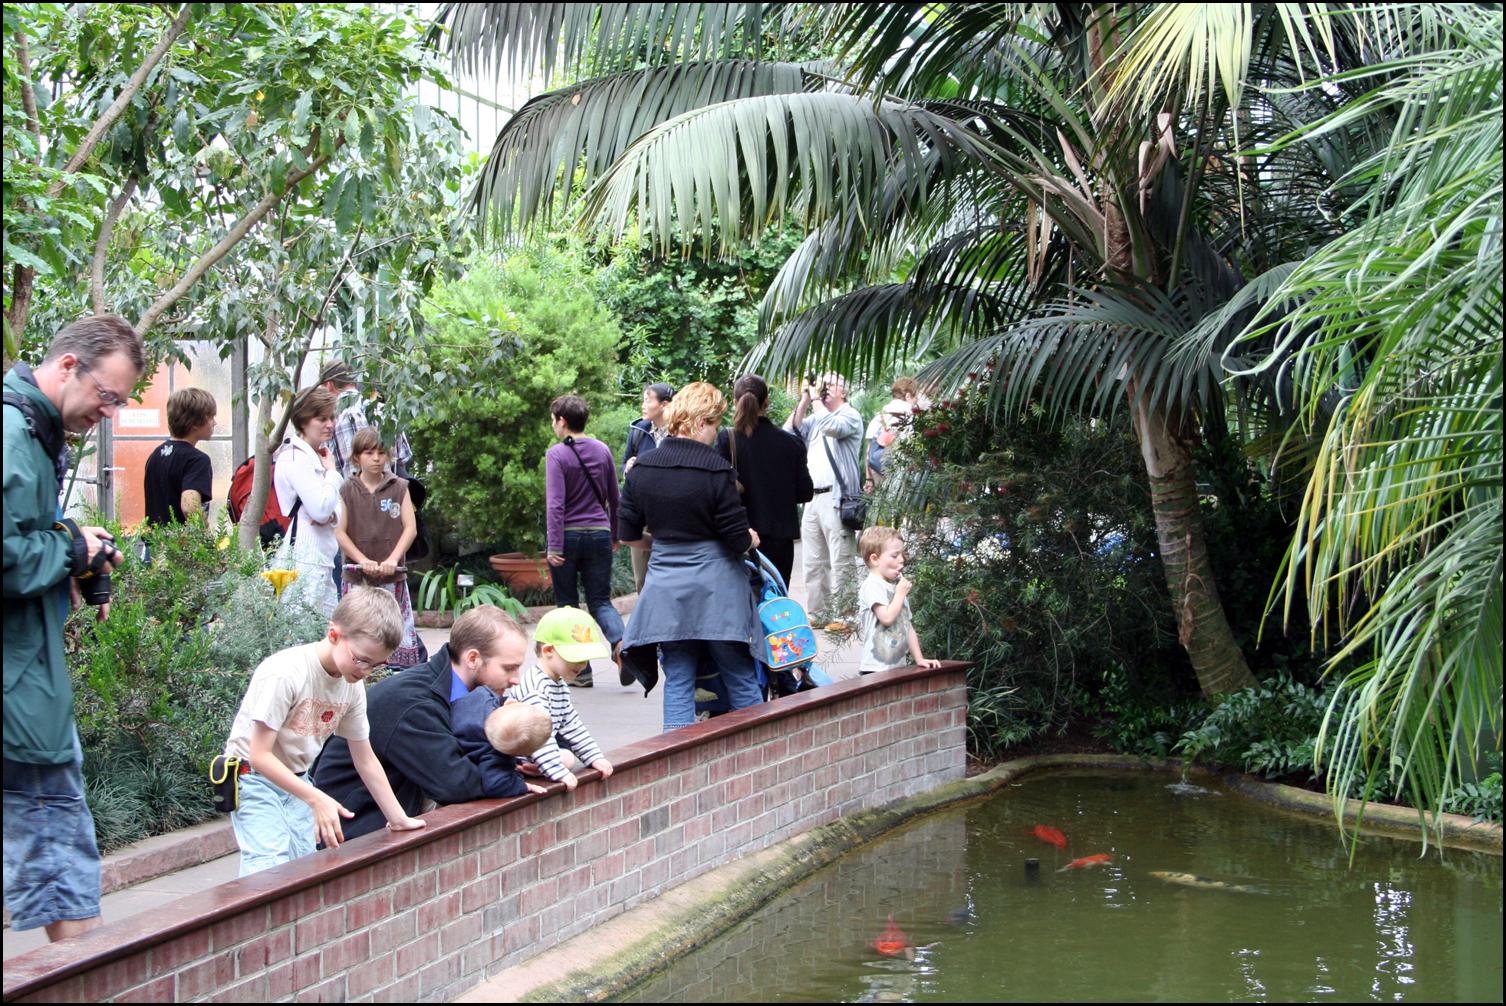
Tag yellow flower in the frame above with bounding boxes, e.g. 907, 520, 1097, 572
217, 536, 230, 551
261, 569, 299, 598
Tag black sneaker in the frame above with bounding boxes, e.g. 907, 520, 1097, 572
569, 669, 594, 688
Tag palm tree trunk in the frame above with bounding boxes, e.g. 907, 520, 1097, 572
1135, 397, 1258, 695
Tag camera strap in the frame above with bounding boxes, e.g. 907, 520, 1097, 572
4, 387, 69, 488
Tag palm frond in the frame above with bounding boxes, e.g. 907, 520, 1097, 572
815, 4, 1052, 100
1232, 5, 1504, 844
748, 278, 1027, 384
758, 173, 1028, 334
908, 286, 1186, 428
470, 60, 815, 240
578, 92, 1002, 256
1106, 3, 1353, 119
433, 3, 784, 81
1163, 262, 1301, 422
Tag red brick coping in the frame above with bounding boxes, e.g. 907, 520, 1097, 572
4, 662, 968, 1003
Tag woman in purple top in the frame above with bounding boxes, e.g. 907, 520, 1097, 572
544, 395, 624, 686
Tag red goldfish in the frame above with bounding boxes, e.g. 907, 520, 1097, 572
871, 915, 912, 957
1059, 853, 1114, 872
1031, 824, 1068, 849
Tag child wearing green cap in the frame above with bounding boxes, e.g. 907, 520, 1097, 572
507, 607, 616, 791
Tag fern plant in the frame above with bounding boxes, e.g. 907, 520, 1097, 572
415, 567, 526, 619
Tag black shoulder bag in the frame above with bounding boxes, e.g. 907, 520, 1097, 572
822, 436, 867, 531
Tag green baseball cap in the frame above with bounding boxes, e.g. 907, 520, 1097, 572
535, 607, 611, 662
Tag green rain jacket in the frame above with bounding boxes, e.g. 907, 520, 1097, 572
2, 366, 78, 764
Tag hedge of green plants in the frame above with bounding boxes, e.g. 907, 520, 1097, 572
67, 515, 326, 852
876, 388, 1186, 756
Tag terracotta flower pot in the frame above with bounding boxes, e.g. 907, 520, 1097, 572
489, 552, 551, 591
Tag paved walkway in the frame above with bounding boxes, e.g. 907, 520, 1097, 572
2, 544, 865, 960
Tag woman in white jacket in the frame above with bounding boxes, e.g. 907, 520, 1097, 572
272, 386, 343, 616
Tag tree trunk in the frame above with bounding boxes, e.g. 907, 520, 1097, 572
238, 387, 278, 551
1135, 397, 1258, 695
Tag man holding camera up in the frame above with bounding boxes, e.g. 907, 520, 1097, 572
3, 314, 144, 941
787, 372, 864, 626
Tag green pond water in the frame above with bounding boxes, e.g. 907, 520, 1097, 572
621, 772, 1503, 1002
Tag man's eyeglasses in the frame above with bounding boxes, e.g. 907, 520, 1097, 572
76, 363, 130, 409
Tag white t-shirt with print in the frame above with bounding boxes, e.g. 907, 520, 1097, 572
224, 642, 370, 775
858, 571, 912, 674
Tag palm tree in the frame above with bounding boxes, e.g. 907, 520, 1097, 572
431, 3, 1498, 772
1225, 6, 1503, 834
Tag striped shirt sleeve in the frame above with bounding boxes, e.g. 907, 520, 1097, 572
505, 664, 604, 780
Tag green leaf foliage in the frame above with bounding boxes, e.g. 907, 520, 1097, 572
879, 386, 1185, 756
408, 244, 623, 553
67, 513, 328, 852
591, 222, 806, 389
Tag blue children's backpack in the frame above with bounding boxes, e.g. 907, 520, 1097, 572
696, 552, 826, 717
751, 553, 818, 672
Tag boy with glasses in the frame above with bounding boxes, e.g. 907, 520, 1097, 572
221, 587, 425, 876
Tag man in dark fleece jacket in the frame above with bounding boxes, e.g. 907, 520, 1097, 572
310, 606, 527, 841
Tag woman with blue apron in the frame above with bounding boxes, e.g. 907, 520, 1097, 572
617, 382, 764, 730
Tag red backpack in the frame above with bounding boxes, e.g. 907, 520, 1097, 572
227, 456, 291, 545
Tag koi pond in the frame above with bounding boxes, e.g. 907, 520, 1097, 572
621, 771, 1502, 1002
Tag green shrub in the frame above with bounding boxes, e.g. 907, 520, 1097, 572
592, 225, 805, 390
1444, 767, 1503, 823
1173, 675, 1330, 781
881, 388, 1186, 757
408, 244, 623, 554
68, 514, 327, 852
1088, 663, 1209, 759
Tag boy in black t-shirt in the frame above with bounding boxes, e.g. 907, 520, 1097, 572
144, 387, 217, 524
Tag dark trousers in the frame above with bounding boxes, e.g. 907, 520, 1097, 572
759, 536, 796, 591
549, 529, 625, 647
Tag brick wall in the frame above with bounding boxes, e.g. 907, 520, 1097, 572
3, 664, 968, 1004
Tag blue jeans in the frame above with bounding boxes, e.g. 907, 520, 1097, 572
660, 640, 764, 731
232, 771, 316, 877
2, 735, 102, 931
550, 529, 625, 647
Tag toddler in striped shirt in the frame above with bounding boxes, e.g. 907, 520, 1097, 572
507, 607, 616, 791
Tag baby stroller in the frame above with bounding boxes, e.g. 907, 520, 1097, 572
695, 550, 827, 716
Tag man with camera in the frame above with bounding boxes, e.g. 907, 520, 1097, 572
787, 372, 865, 625
3, 314, 144, 941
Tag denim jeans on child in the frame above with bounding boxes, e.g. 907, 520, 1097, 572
1, 732, 101, 931
232, 771, 317, 877
549, 528, 625, 647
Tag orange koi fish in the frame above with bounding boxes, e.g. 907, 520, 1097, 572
871, 915, 912, 957
1058, 853, 1113, 872
1031, 824, 1068, 849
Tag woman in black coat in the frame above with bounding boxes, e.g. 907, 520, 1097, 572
715, 374, 815, 587
619, 382, 765, 730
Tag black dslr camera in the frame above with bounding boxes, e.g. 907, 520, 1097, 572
56, 518, 123, 606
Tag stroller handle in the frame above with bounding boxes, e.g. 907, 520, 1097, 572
744, 548, 790, 596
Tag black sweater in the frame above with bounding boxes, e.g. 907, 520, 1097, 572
618, 437, 753, 553
716, 418, 814, 540
310, 645, 491, 841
